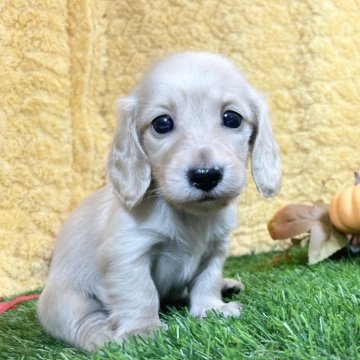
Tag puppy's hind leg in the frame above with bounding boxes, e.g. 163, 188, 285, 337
38, 285, 113, 351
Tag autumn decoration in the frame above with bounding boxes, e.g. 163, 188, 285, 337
268, 171, 360, 264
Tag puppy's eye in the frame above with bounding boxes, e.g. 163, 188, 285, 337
222, 110, 243, 128
151, 115, 174, 134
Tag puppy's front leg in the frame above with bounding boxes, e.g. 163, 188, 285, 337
99, 231, 161, 341
189, 244, 241, 319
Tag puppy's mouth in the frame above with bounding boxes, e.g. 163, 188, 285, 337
180, 192, 234, 214
197, 195, 217, 202
162, 190, 238, 214
194, 190, 237, 206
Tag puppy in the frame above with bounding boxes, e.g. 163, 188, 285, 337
38, 52, 281, 351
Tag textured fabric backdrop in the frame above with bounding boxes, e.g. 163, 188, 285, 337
1, 0, 359, 295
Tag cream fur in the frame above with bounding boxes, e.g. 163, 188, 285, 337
38, 52, 281, 351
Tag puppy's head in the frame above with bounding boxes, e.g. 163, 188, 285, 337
108, 52, 281, 213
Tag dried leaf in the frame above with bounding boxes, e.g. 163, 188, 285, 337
268, 203, 349, 265
291, 236, 310, 247
268, 204, 328, 240
308, 224, 348, 265
271, 250, 291, 266
348, 234, 360, 247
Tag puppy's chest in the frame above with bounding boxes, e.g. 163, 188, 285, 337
151, 233, 214, 298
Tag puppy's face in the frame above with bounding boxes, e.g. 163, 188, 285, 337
137, 56, 254, 211
109, 52, 281, 212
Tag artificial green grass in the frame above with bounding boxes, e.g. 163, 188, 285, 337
1, 249, 359, 360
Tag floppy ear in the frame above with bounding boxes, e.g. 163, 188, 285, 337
250, 95, 282, 197
108, 97, 151, 208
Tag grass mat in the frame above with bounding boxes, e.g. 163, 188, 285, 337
1, 249, 359, 359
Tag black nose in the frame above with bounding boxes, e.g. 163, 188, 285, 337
187, 167, 223, 192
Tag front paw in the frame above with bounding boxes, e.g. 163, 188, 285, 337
221, 278, 245, 297
190, 300, 241, 319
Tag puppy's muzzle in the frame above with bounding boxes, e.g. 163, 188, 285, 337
187, 167, 223, 192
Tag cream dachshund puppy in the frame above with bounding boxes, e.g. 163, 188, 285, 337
38, 52, 281, 351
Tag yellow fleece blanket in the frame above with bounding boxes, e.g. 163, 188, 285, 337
1, 0, 360, 295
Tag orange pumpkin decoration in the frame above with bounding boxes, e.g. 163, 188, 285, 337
329, 171, 360, 234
